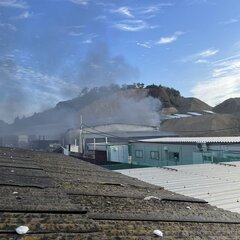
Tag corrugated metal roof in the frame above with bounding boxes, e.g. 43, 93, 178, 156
117, 162, 240, 214
140, 136, 240, 143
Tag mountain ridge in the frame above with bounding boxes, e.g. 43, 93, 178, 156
0, 84, 239, 138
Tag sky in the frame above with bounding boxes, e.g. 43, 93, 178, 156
0, 0, 240, 123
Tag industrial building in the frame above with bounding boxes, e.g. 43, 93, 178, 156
64, 125, 240, 167
64, 123, 176, 162
130, 136, 240, 167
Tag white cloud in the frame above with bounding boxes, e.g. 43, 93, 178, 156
82, 39, 92, 44
13, 11, 33, 19
66, 25, 84, 36
69, 0, 89, 5
157, 36, 177, 44
0, 23, 17, 31
137, 41, 152, 49
110, 3, 173, 20
181, 48, 219, 63
223, 17, 239, 25
191, 56, 240, 106
0, 0, 28, 8
111, 6, 134, 18
198, 48, 219, 57
156, 31, 183, 45
113, 20, 157, 32
69, 32, 83, 36
0, 53, 84, 122
140, 3, 173, 15
186, 0, 209, 5
136, 31, 183, 48
195, 59, 209, 64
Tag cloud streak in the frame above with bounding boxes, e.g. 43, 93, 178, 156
137, 31, 183, 48
68, 0, 89, 6
157, 36, 177, 44
12, 11, 33, 20
110, 3, 173, 32
222, 17, 239, 25
111, 6, 134, 18
0, 0, 28, 8
0, 23, 17, 31
181, 48, 219, 63
113, 20, 157, 32
0, 54, 81, 123
191, 55, 240, 106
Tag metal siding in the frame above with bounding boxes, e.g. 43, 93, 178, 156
108, 145, 129, 163
131, 142, 196, 167
117, 162, 240, 214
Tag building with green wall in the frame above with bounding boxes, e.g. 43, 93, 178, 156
130, 137, 240, 167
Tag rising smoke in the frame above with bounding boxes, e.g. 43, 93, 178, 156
0, 43, 162, 138
79, 88, 162, 126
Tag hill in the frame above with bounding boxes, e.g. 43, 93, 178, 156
146, 84, 212, 114
213, 98, 240, 114
161, 114, 240, 137
1, 84, 239, 138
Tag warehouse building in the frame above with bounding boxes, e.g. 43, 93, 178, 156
130, 136, 240, 167
64, 124, 176, 163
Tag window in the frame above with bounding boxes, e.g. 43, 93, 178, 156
150, 151, 159, 160
168, 152, 179, 161
135, 150, 143, 158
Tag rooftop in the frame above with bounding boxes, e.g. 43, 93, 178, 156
1, 147, 240, 239
140, 136, 240, 143
118, 162, 240, 214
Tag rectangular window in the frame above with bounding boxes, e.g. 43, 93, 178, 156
168, 152, 179, 161
135, 150, 143, 158
150, 151, 159, 160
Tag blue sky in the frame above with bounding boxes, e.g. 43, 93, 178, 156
0, 0, 240, 122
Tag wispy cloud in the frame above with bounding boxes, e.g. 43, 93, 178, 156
140, 3, 173, 14
156, 31, 183, 45
65, 25, 84, 36
194, 59, 209, 64
0, 54, 82, 122
111, 6, 134, 18
198, 48, 219, 57
0, 0, 28, 8
110, 3, 173, 19
222, 17, 239, 25
191, 55, 240, 106
12, 11, 33, 20
113, 20, 157, 32
181, 48, 219, 63
0, 23, 17, 31
137, 41, 152, 49
157, 36, 177, 44
136, 31, 183, 49
68, 0, 89, 6
185, 0, 210, 5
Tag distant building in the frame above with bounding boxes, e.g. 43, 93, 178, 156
130, 137, 240, 167
18, 135, 29, 148
64, 123, 176, 162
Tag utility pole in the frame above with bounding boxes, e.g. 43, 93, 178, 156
79, 115, 83, 154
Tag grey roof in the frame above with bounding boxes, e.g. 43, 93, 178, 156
141, 136, 240, 143
117, 162, 240, 214
1, 148, 240, 239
